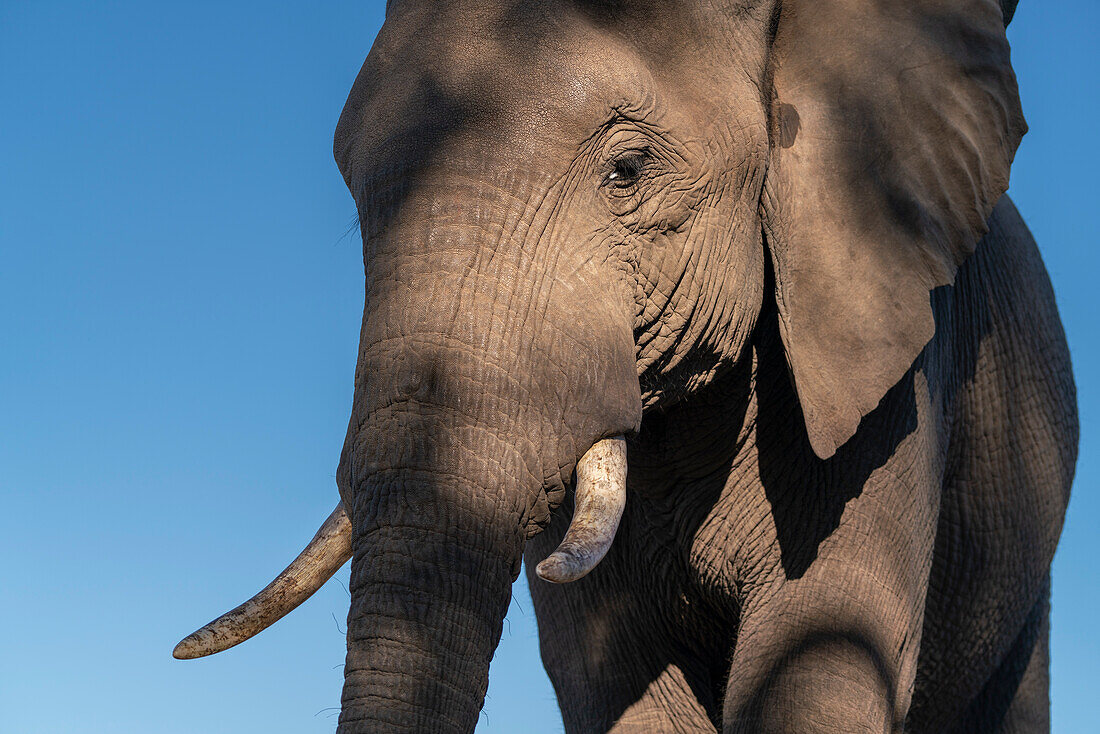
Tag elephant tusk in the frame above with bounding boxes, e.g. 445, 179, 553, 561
173, 502, 353, 660
536, 436, 627, 584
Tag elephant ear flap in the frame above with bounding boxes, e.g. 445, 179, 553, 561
761, 0, 1025, 458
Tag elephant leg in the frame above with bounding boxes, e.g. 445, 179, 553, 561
946, 578, 1051, 734
720, 573, 924, 734
718, 435, 940, 732
526, 517, 722, 734
607, 663, 721, 734
997, 599, 1050, 734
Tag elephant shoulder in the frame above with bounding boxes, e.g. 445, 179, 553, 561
935, 193, 1078, 505
910, 195, 1076, 729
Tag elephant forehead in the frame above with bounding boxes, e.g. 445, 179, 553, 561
381, 0, 648, 99
335, 1, 659, 177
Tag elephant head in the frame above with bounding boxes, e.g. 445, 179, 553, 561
176, 0, 1024, 730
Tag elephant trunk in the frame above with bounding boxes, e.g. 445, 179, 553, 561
338, 471, 523, 732
331, 163, 641, 728
335, 351, 634, 730
332, 269, 637, 727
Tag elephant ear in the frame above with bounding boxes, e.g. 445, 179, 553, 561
760, 0, 1025, 458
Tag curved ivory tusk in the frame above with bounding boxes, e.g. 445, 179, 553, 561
173, 502, 352, 660
536, 436, 627, 584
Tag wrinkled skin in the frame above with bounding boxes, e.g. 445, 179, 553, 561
328, 0, 1075, 732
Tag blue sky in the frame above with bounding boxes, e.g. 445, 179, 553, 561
1, 2, 1096, 732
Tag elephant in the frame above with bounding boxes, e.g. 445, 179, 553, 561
174, 0, 1078, 732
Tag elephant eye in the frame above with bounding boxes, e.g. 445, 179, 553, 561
604, 151, 649, 189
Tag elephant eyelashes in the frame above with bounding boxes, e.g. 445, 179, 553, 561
604, 151, 649, 189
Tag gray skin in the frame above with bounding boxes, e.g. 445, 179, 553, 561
328, 0, 1075, 731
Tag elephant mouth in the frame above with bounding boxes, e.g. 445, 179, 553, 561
172, 435, 628, 660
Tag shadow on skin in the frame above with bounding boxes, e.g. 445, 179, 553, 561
539, 344, 754, 730
734, 627, 901, 732
531, 506, 735, 731
755, 259, 988, 582
627, 345, 755, 722
342, 75, 473, 241
947, 575, 1048, 733
753, 297, 916, 580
